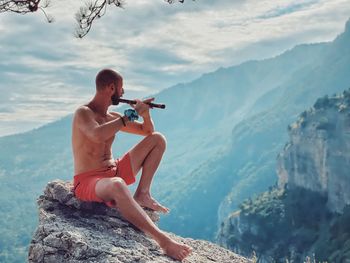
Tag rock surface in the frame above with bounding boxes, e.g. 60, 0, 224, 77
277, 91, 350, 212
28, 180, 251, 263
217, 90, 350, 261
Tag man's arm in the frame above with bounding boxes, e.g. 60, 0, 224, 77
74, 106, 126, 143
140, 111, 155, 134
111, 111, 154, 136
111, 98, 156, 136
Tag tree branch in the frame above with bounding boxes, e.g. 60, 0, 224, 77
0, 0, 193, 38
75, 0, 124, 38
0, 0, 41, 13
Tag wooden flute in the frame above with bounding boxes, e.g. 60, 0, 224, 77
118, 98, 166, 109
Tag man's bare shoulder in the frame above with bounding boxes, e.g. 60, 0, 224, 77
72, 106, 96, 127
74, 105, 93, 118
75, 105, 92, 114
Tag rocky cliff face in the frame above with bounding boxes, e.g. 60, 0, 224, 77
217, 90, 350, 261
28, 180, 250, 263
277, 90, 350, 213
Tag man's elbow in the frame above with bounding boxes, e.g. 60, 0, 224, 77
144, 130, 154, 136
143, 127, 154, 136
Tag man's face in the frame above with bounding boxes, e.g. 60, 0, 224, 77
111, 80, 124, 105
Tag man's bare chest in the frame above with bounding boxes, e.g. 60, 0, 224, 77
95, 113, 114, 125
94, 114, 116, 146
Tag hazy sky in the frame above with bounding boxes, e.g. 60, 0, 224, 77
0, 0, 349, 137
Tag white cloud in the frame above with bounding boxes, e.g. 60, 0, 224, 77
0, 0, 350, 136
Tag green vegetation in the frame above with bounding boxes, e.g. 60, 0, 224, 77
315, 117, 335, 131
0, 116, 75, 262
290, 87, 350, 132
313, 88, 350, 112
313, 95, 330, 110
228, 186, 350, 262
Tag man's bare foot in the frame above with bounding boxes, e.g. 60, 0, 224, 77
158, 236, 192, 262
134, 192, 170, 213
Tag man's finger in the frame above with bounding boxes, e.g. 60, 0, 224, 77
131, 99, 141, 109
143, 97, 155, 108
143, 97, 155, 103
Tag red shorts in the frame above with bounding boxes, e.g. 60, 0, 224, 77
73, 153, 135, 207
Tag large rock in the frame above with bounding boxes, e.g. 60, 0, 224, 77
28, 180, 251, 263
277, 91, 350, 212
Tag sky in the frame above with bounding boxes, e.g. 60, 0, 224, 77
0, 0, 350, 137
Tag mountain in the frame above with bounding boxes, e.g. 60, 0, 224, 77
215, 17, 350, 229
217, 89, 350, 261
1, 18, 350, 262
277, 90, 350, 213
159, 18, 350, 240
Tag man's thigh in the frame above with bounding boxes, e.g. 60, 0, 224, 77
95, 177, 116, 202
95, 176, 132, 204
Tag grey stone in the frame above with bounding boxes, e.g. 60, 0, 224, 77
277, 106, 350, 212
29, 180, 251, 263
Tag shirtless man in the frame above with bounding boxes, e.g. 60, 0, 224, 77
72, 69, 192, 261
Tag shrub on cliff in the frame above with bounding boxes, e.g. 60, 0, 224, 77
228, 186, 343, 262
314, 95, 330, 110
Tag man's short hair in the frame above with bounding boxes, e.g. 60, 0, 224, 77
95, 69, 122, 91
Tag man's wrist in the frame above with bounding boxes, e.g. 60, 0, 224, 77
120, 115, 128, 126
142, 112, 151, 119
124, 109, 138, 121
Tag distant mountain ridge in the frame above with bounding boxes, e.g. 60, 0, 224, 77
0, 18, 350, 262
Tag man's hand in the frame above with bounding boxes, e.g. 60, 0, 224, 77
132, 98, 155, 118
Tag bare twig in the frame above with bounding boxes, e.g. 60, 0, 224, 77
40, 0, 53, 22
165, 0, 187, 3
0, 0, 41, 13
0, 0, 194, 38
75, 0, 124, 38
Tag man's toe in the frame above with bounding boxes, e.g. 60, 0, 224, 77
161, 206, 169, 213
179, 251, 186, 261
180, 250, 188, 259
185, 245, 192, 253
155, 202, 169, 213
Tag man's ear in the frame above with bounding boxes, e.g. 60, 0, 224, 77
107, 83, 115, 93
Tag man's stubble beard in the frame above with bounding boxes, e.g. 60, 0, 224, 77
111, 94, 120, 105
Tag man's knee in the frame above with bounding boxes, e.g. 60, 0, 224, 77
108, 177, 130, 199
150, 132, 167, 151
